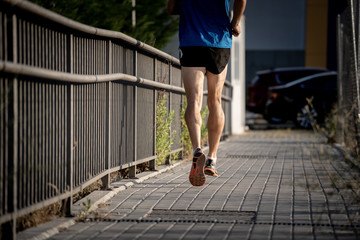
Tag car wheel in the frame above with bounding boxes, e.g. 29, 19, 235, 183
295, 105, 318, 129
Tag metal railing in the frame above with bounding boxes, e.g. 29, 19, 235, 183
337, 0, 360, 155
0, 0, 233, 238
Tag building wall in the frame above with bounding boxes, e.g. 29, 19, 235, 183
305, 0, 328, 68
245, 0, 306, 85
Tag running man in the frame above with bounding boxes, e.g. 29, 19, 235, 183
168, 0, 246, 186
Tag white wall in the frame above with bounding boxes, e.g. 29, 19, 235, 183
230, 16, 246, 134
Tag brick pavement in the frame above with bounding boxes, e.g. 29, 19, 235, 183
20, 130, 360, 240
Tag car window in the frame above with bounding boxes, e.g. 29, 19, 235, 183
251, 76, 259, 84
276, 71, 323, 84
300, 75, 337, 90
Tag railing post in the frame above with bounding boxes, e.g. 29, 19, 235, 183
63, 33, 74, 217
150, 58, 157, 171
168, 62, 172, 164
358, 0, 360, 123
9, 77, 18, 240
129, 48, 137, 178
101, 40, 112, 188
350, 0, 360, 117
64, 83, 73, 217
5, 13, 18, 240
337, 14, 345, 145
180, 93, 184, 160
1, 78, 17, 240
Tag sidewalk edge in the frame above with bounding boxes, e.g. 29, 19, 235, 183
18, 159, 189, 240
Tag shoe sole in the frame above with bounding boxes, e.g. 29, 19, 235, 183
204, 167, 218, 177
189, 152, 206, 186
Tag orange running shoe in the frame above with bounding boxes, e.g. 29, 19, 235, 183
189, 148, 206, 186
204, 158, 218, 177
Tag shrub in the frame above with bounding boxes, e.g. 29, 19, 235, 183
156, 93, 176, 165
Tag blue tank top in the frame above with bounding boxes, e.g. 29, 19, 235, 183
179, 0, 232, 48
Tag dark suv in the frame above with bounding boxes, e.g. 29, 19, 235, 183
264, 72, 337, 128
246, 67, 328, 114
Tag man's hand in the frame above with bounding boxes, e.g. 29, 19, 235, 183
231, 0, 246, 37
231, 22, 241, 37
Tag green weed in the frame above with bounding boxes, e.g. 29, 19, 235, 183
156, 93, 176, 165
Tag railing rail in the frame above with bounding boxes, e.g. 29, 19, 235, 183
0, 61, 185, 92
0, 0, 232, 238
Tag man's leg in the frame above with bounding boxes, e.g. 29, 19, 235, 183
182, 66, 207, 186
182, 67, 206, 150
206, 66, 227, 159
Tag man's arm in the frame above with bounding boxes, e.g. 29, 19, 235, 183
231, 0, 247, 37
167, 0, 180, 15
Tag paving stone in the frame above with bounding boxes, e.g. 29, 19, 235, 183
136, 222, 177, 240
160, 223, 197, 240
92, 222, 138, 240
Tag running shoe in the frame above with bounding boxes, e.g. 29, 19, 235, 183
204, 158, 218, 177
189, 148, 206, 186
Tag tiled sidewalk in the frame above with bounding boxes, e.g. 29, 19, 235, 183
24, 130, 360, 239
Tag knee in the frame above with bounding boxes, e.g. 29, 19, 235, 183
207, 96, 222, 111
187, 98, 202, 112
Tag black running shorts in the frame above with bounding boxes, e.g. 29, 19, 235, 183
179, 47, 231, 74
